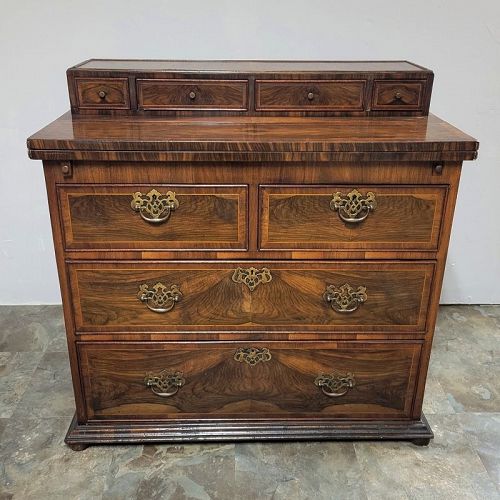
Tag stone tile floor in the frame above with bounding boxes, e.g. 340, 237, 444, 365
0, 305, 498, 500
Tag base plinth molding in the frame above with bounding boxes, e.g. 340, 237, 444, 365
65, 413, 433, 450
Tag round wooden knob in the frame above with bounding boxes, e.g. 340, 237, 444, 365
61, 164, 70, 174
98, 90, 107, 99
189, 91, 196, 100
307, 92, 315, 101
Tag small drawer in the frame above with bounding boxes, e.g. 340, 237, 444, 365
255, 80, 365, 111
75, 78, 130, 109
58, 184, 247, 251
260, 185, 446, 251
78, 341, 421, 419
137, 79, 248, 110
372, 80, 425, 110
69, 261, 434, 333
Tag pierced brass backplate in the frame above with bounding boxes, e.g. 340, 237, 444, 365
144, 370, 185, 397
231, 267, 272, 291
330, 189, 376, 223
234, 347, 272, 366
323, 283, 367, 313
131, 189, 179, 224
138, 282, 182, 313
314, 371, 355, 397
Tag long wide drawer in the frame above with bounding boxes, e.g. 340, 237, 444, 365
69, 261, 434, 333
58, 184, 248, 250
78, 341, 421, 419
260, 184, 447, 251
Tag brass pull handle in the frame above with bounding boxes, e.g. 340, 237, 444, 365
232, 267, 272, 291
314, 372, 355, 397
145, 370, 185, 397
324, 283, 367, 313
330, 189, 376, 224
307, 92, 315, 101
98, 90, 107, 99
394, 91, 402, 100
234, 347, 272, 366
131, 189, 179, 224
189, 91, 196, 100
138, 283, 182, 313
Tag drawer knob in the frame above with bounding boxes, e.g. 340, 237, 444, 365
394, 91, 403, 100
314, 371, 355, 397
189, 91, 196, 100
307, 92, 315, 101
145, 370, 185, 397
98, 90, 107, 99
234, 347, 272, 366
324, 283, 367, 313
330, 189, 376, 224
138, 282, 182, 313
232, 267, 272, 291
131, 189, 179, 224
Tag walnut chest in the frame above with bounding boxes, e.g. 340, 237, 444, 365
27, 60, 478, 450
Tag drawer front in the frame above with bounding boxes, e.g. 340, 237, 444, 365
260, 185, 446, 251
58, 184, 247, 250
69, 261, 434, 333
137, 79, 248, 110
255, 80, 365, 111
372, 80, 425, 110
75, 78, 130, 109
79, 341, 421, 419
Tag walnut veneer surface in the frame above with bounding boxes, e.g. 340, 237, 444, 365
27, 60, 478, 449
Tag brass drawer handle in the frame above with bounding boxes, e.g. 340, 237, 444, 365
234, 347, 272, 366
232, 267, 272, 291
145, 370, 185, 397
98, 90, 107, 99
330, 189, 376, 223
138, 282, 182, 313
314, 372, 355, 397
324, 283, 367, 313
131, 189, 179, 224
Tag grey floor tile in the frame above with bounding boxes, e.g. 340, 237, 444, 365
0, 352, 43, 418
0, 418, 7, 438
422, 375, 456, 415
101, 443, 235, 500
429, 306, 500, 413
0, 305, 66, 353
457, 413, 500, 489
1, 416, 114, 500
0, 415, 235, 500
354, 414, 499, 500
235, 441, 367, 500
13, 351, 74, 418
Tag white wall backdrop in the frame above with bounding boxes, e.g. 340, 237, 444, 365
0, 0, 499, 304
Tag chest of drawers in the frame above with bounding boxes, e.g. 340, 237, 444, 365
28, 60, 478, 450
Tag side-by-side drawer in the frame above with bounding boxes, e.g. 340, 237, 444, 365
58, 184, 248, 250
75, 78, 130, 109
260, 185, 447, 251
78, 341, 421, 420
137, 79, 248, 110
69, 261, 434, 333
255, 80, 365, 111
